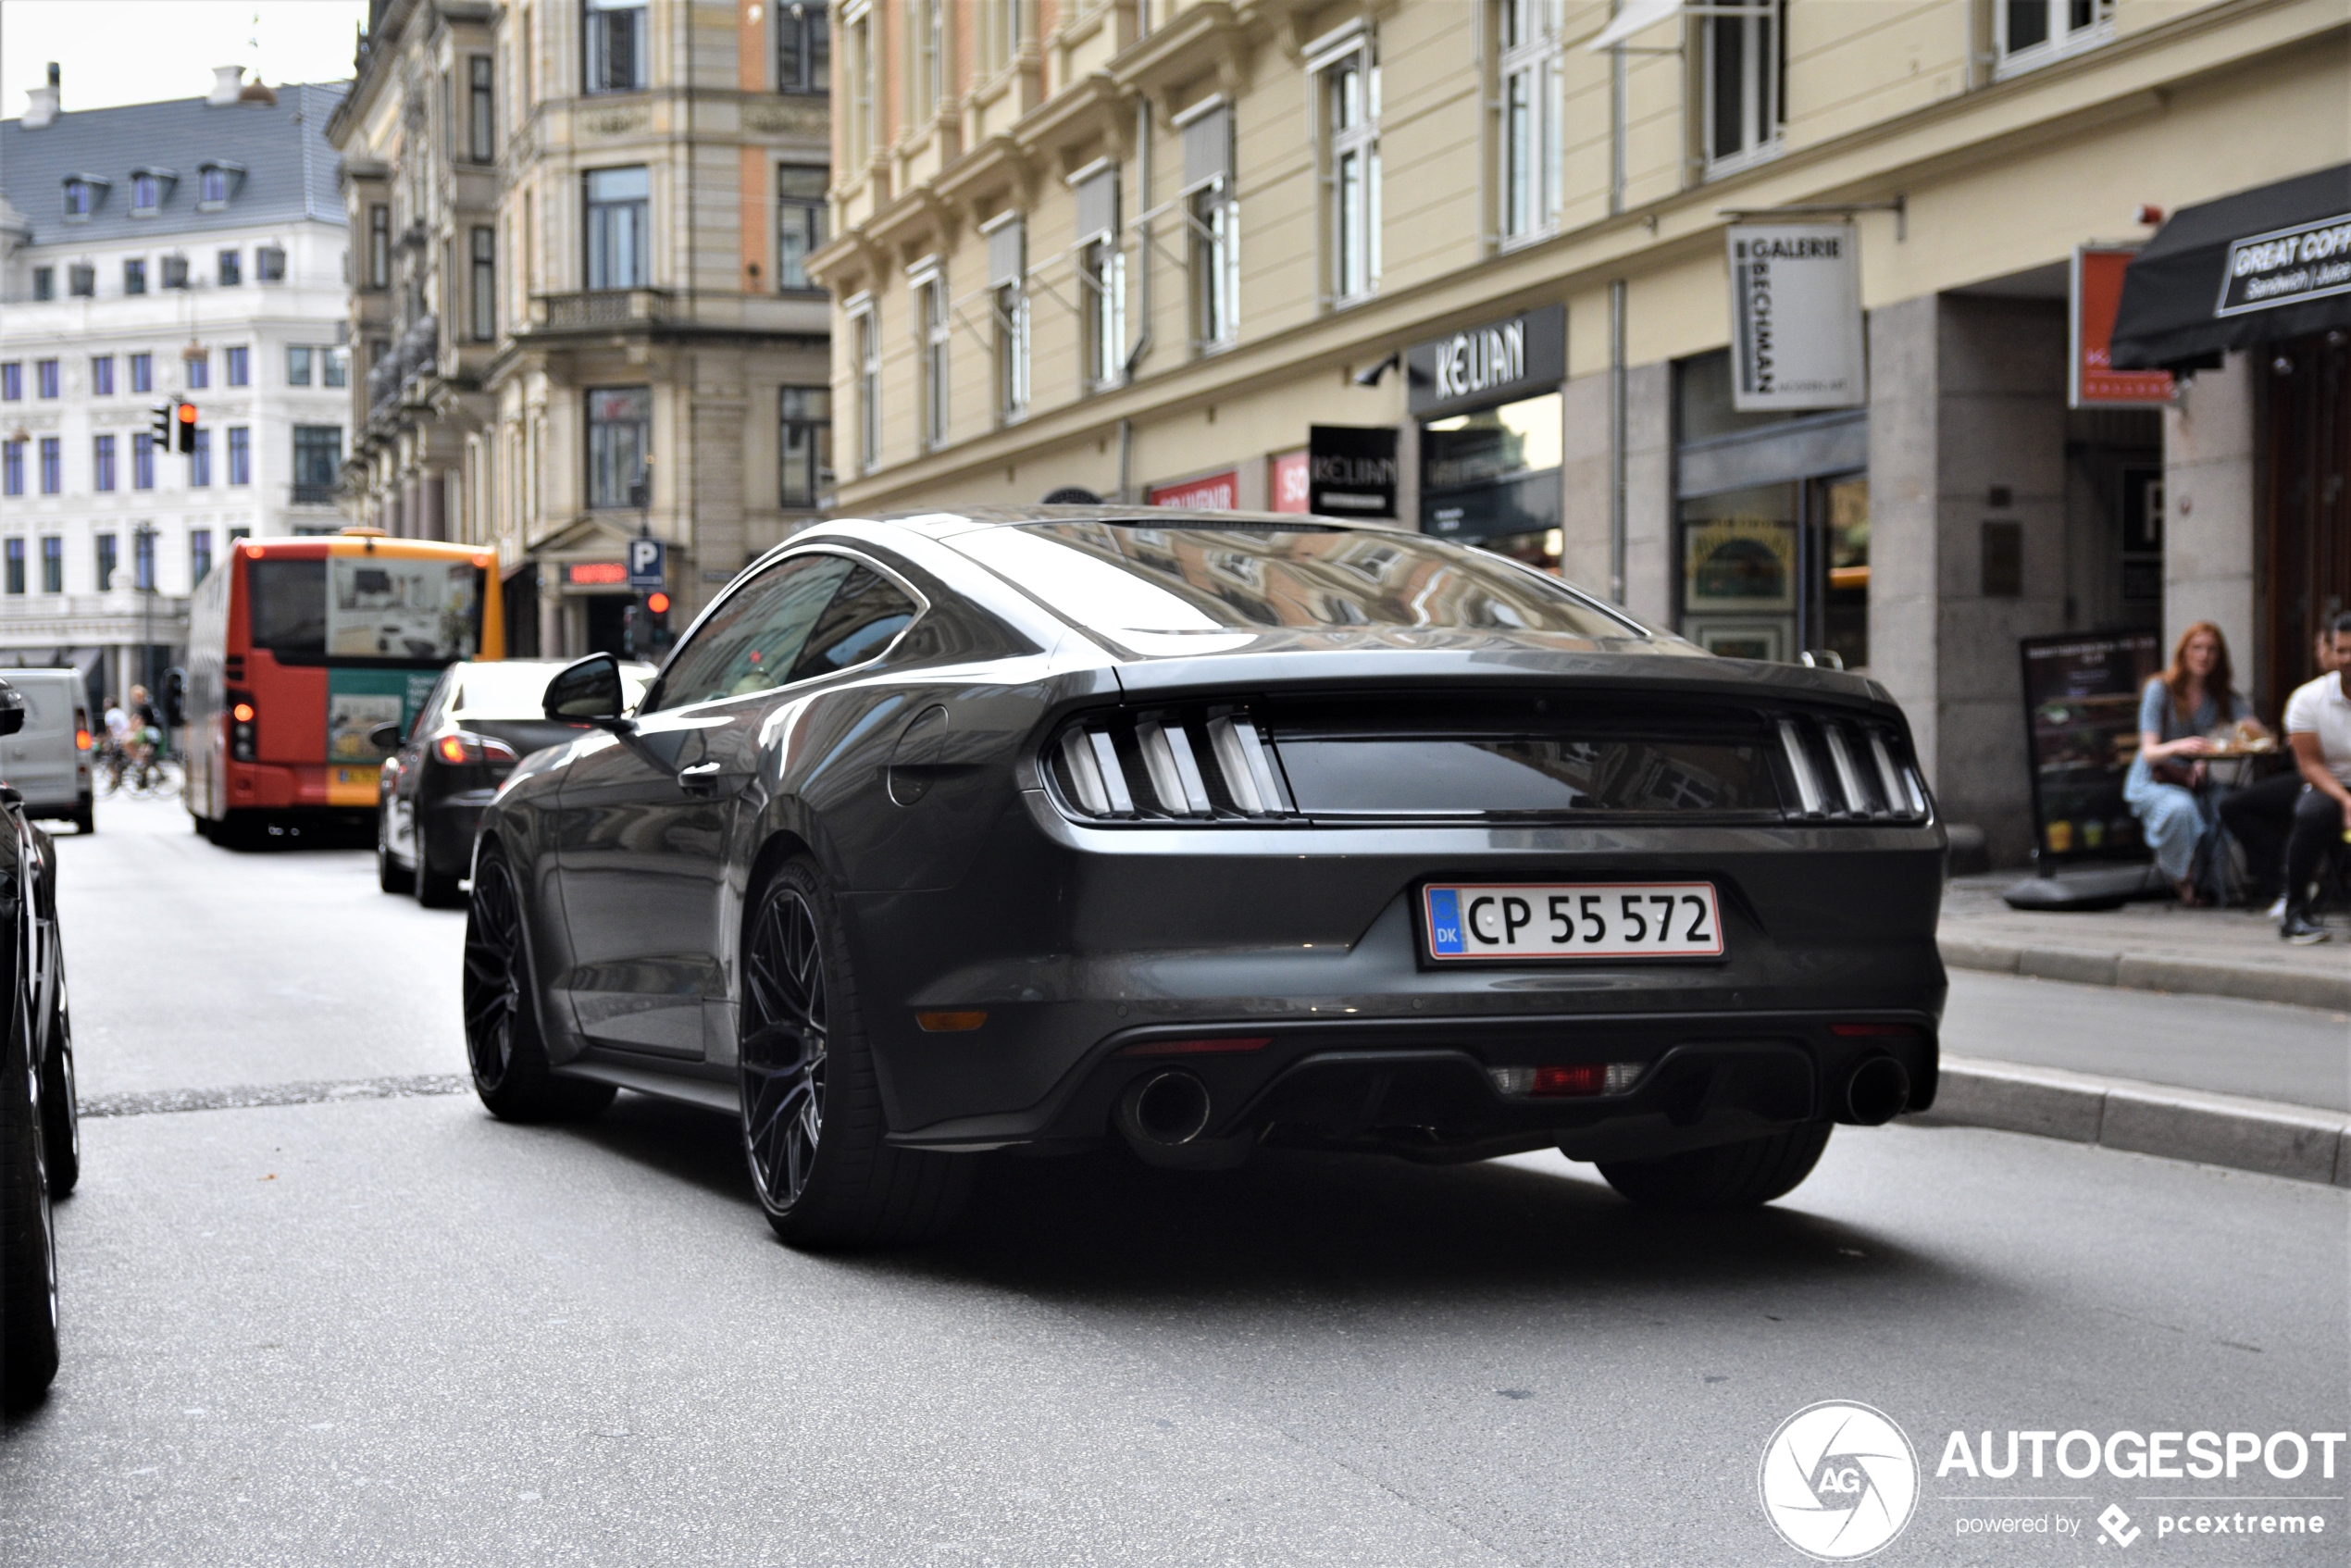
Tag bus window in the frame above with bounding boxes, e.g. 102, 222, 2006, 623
249, 560, 328, 658
329, 556, 481, 662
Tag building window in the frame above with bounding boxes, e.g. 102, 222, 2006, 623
227, 426, 250, 486
1997, 0, 2116, 76
1324, 47, 1380, 301
1181, 104, 1238, 349
185, 352, 209, 390
133, 529, 155, 591
916, 271, 949, 450
4, 541, 20, 594
779, 388, 832, 507
585, 166, 650, 290
36, 359, 58, 399
227, 345, 251, 386
163, 255, 190, 289
200, 165, 233, 206
256, 245, 285, 281
2, 442, 20, 496
849, 11, 877, 168
1498, 2, 1561, 241
469, 56, 496, 161
471, 227, 496, 340
777, 2, 828, 93
93, 436, 117, 492
96, 534, 117, 591
324, 346, 350, 388
131, 354, 152, 393
42, 537, 62, 594
586, 387, 651, 508
0, 365, 16, 401
133, 432, 155, 491
293, 426, 342, 495
585, 0, 648, 93
131, 174, 160, 215
1706, 0, 1785, 173
777, 166, 828, 290
68, 264, 94, 297
288, 346, 313, 386
39, 439, 59, 495
191, 428, 212, 487
32, 267, 53, 300
124, 258, 146, 295
92, 355, 115, 395
214, 247, 240, 286
908, 0, 945, 123
854, 308, 879, 472
987, 0, 1022, 73
987, 217, 1029, 422
63, 180, 92, 220
1074, 165, 1125, 390
368, 205, 392, 289
191, 529, 214, 586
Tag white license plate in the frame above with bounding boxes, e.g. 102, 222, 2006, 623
1422, 881, 1724, 961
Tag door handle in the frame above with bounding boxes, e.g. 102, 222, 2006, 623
677, 760, 724, 795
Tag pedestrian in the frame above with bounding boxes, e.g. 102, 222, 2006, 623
102, 696, 130, 747
2218, 625, 2345, 913
2274, 613, 2351, 945
2122, 622, 2262, 906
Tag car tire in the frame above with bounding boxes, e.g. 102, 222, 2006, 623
1, 981, 61, 1414
1596, 1122, 1834, 1210
38, 968, 77, 1200
462, 846, 614, 1124
738, 857, 972, 1250
376, 809, 413, 895
70, 794, 93, 836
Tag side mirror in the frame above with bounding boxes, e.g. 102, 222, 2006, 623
0, 684, 24, 739
367, 720, 405, 753
544, 653, 628, 726
163, 667, 188, 728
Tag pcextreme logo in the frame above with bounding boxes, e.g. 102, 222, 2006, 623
1760, 1400, 1922, 1561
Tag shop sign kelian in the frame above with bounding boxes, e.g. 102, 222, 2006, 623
2071, 247, 2174, 408
1145, 470, 1239, 510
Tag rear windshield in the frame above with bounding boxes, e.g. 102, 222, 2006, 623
249, 556, 484, 665
949, 522, 1641, 645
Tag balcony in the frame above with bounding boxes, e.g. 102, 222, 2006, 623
291, 483, 338, 506
528, 289, 675, 334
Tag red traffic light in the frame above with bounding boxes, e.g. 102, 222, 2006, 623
173, 401, 199, 454
175, 402, 197, 424
645, 591, 670, 616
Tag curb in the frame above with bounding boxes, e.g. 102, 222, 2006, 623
1939, 934, 2351, 1013
1913, 1054, 2351, 1188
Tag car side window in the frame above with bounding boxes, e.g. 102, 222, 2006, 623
652, 554, 857, 709
788, 567, 919, 684
409, 671, 455, 740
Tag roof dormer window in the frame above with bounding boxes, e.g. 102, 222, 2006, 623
129, 168, 178, 217
62, 175, 107, 221
196, 161, 245, 211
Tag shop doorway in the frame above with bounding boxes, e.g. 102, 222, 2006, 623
2262, 330, 2351, 709
584, 593, 631, 657
1678, 473, 1869, 669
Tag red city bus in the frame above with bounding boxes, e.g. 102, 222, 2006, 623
183, 533, 504, 841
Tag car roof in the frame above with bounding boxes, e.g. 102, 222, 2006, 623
840, 504, 1378, 539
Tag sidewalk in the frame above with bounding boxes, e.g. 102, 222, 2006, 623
1938, 872, 2351, 1012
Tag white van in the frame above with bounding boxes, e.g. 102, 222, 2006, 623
0, 671, 93, 833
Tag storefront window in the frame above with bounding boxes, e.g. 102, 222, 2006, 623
1676, 477, 1868, 668
1422, 391, 1563, 568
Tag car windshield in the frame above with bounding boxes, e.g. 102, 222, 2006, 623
449, 662, 653, 717
949, 522, 1643, 645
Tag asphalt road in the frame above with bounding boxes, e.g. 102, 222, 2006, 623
4, 797, 2345, 1566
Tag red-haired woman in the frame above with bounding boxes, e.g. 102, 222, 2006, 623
2124, 622, 2268, 904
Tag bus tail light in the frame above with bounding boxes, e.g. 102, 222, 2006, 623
228, 691, 256, 761
435, 731, 520, 767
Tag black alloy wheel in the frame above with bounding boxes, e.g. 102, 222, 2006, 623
39, 958, 78, 1199
375, 804, 413, 895
461, 849, 613, 1124
738, 860, 971, 1249
1, 979, 60, 1413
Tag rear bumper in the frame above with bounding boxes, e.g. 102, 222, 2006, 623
228, 761, 380, 811
420, 791, 494, 877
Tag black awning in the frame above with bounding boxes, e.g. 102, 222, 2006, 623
2110, 163, 2351, 370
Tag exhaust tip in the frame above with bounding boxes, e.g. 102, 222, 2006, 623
1842, 1056, 1911, 1126
1118, 1069, 1213, 1147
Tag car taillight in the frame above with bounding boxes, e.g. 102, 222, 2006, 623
435, 731, 520, 766
1488, 1063, 1646, 1098
1048, 705, 1296, 822
228, 691, 256, 761
1775, 716, 1931, 823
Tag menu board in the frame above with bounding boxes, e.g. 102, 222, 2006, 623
2019, 631, 2161, 865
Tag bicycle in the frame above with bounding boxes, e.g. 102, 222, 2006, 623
92, 738, 180, 801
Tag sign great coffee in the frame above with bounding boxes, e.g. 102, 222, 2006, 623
2215, 211, 2351, 317
1407, 305, 1566, 418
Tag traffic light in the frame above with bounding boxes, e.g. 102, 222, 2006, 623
624, 591, 674, 659
174, 402, 199, 454
150, 404, 173, 446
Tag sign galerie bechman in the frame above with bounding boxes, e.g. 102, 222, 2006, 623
1727, 223, 1867, 412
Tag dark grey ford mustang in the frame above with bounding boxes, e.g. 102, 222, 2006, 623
464, 507, 1946, 1247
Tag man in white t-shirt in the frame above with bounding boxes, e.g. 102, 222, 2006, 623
2279, 612, 2351, 943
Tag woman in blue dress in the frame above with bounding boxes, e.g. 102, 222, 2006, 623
2124, 622, 2266, 904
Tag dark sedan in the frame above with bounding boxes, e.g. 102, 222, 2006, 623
374, 658, 651, 906
464, 509, 1946, 1248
